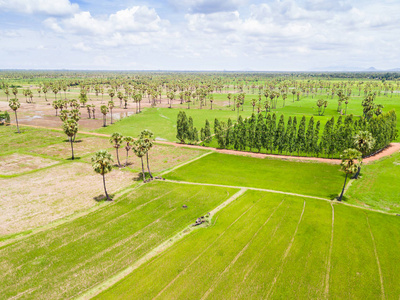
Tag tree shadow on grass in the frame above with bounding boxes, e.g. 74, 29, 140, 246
94, 193, 116, 202
66, 157, 81, 161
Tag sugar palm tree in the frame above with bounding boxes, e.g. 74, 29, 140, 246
4, 87, 9, 101
108, 100, 115, 124
8, 98, 21, 133
62, 118, 78, 160
352, 131, 375, 179
91, 150, 113, 201
124, 136, 134, 166
132, 138, 147, 181
140, 129, 154, 178
100, 105, 109, 127
12, 87, 18, 99
338, 149, 361, 201
110, 132, 123, 167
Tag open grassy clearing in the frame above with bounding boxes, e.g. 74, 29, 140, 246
97, 189, 400, 299
95, 107, 254, 142
0, 181, 237, 299
81, 143, 208, 174
345, 152, 400, 213
0, 125, 64, 154
0, 162, 134, 236
0, 153, 59, 175
165, 152, 344, 199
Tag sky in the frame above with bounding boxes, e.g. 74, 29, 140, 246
0, 0, 399, 71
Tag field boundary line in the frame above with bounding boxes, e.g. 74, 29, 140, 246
163, 179, 331, 201
201, 198, 285, 300
162, 179, 399, 217
324, 203, 335, 299
366, 214, 385, 299
77, 188, 245, 300
265, 200, 306, 299
158, 151, 214, 176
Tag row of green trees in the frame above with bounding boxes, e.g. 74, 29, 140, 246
191, 111, 397, 158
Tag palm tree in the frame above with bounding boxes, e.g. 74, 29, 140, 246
42, 85, 48, 101
86, 104, 91, 119
110, 132, 123, 167
100, 105, 109, 127
117, 91, 124, 107
140, 129, 154, 178
108, 89, 115, 102
338, 148, 361, 201
8, 98, 21, 133
352, 131, 375, 179
132, 138, 147, 181
12, 87, 18, 99
62, 119, 78, 160
108, 100, 115, 124
4, 87, 9, 101
91, 150, 113, 201
124, 136, 134, 166
52, 85, 59, 100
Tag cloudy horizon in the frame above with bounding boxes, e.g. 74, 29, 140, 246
0, 0, 399, 71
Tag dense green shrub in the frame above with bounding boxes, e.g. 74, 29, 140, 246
185, 110, 397, 158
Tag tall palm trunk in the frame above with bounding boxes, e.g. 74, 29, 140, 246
125, 149, 129, 166
116, 148, 121, 167
14, 111, 20, 133
102, 173, 111, 201
70, 137, 74, 160
338, 173, 348, 201
141, 157, 146, 181
146, 152, 153, 178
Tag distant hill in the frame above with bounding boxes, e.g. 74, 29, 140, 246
309, 65, 400, 72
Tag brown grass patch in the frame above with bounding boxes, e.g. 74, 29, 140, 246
0, 153, 59, 175
115, 144, 206, 173
31, 137, 111, 159
0, 162, 135, 235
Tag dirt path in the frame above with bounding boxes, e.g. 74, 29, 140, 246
9, 123, 400, 165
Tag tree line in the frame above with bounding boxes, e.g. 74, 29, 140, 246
177, 110, 397, 158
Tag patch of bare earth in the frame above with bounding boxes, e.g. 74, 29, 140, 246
0, 153, 59, 175
0, 162, 134, 235
31, 137, 111, 159
121, 144, 206, 173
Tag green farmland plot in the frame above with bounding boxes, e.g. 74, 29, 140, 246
0, 181, 237, 299
346, 152, 400, 213
97, 190, 400, 299
95, 107, 253, 142
165, 152, 344, 198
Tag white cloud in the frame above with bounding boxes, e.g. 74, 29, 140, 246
46, 6, 169, 36
72, 42, 91, 52
170, 0, 247, 14
0, 0, 78, 16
